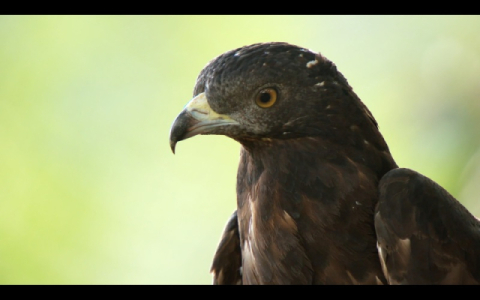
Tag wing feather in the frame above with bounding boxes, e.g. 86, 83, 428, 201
375, 168, 480, 284
210, 211, 242, 285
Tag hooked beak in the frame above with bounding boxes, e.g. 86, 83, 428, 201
169, 93, 239, 153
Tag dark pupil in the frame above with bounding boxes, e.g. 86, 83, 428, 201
259, 92, 271, 103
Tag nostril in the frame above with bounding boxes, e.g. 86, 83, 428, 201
191, 109, 208, 115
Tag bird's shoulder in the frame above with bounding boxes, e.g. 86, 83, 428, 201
375, 167, 480, 284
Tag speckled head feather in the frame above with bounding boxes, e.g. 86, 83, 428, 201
193, 42, 349, 100
188, 42, 379, 144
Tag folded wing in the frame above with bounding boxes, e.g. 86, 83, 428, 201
375, 168, 480, 284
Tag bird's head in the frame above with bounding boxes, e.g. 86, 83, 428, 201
169, 42, 379, 153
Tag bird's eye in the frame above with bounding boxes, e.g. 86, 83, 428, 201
255, 88, 277, 108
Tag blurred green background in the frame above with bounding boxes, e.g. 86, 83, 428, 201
1, 15, 480, 284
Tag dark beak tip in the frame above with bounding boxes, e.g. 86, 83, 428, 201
170, 140, 177, 154
169, 109, 191, 155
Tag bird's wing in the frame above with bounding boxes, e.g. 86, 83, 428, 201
374, 168, 480, 284
210, 211, 242, 285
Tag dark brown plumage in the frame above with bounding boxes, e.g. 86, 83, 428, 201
169, 42, 480, 284
375, 168, 480, 284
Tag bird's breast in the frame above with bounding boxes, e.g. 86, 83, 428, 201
235, 141, 388, 284
238, 192, 314, 284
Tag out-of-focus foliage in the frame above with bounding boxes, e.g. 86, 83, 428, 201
0, 15, 479, 284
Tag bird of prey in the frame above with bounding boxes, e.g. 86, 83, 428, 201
169, 42, 480, 284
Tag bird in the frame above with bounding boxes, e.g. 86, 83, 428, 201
169, 42, 480, 284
